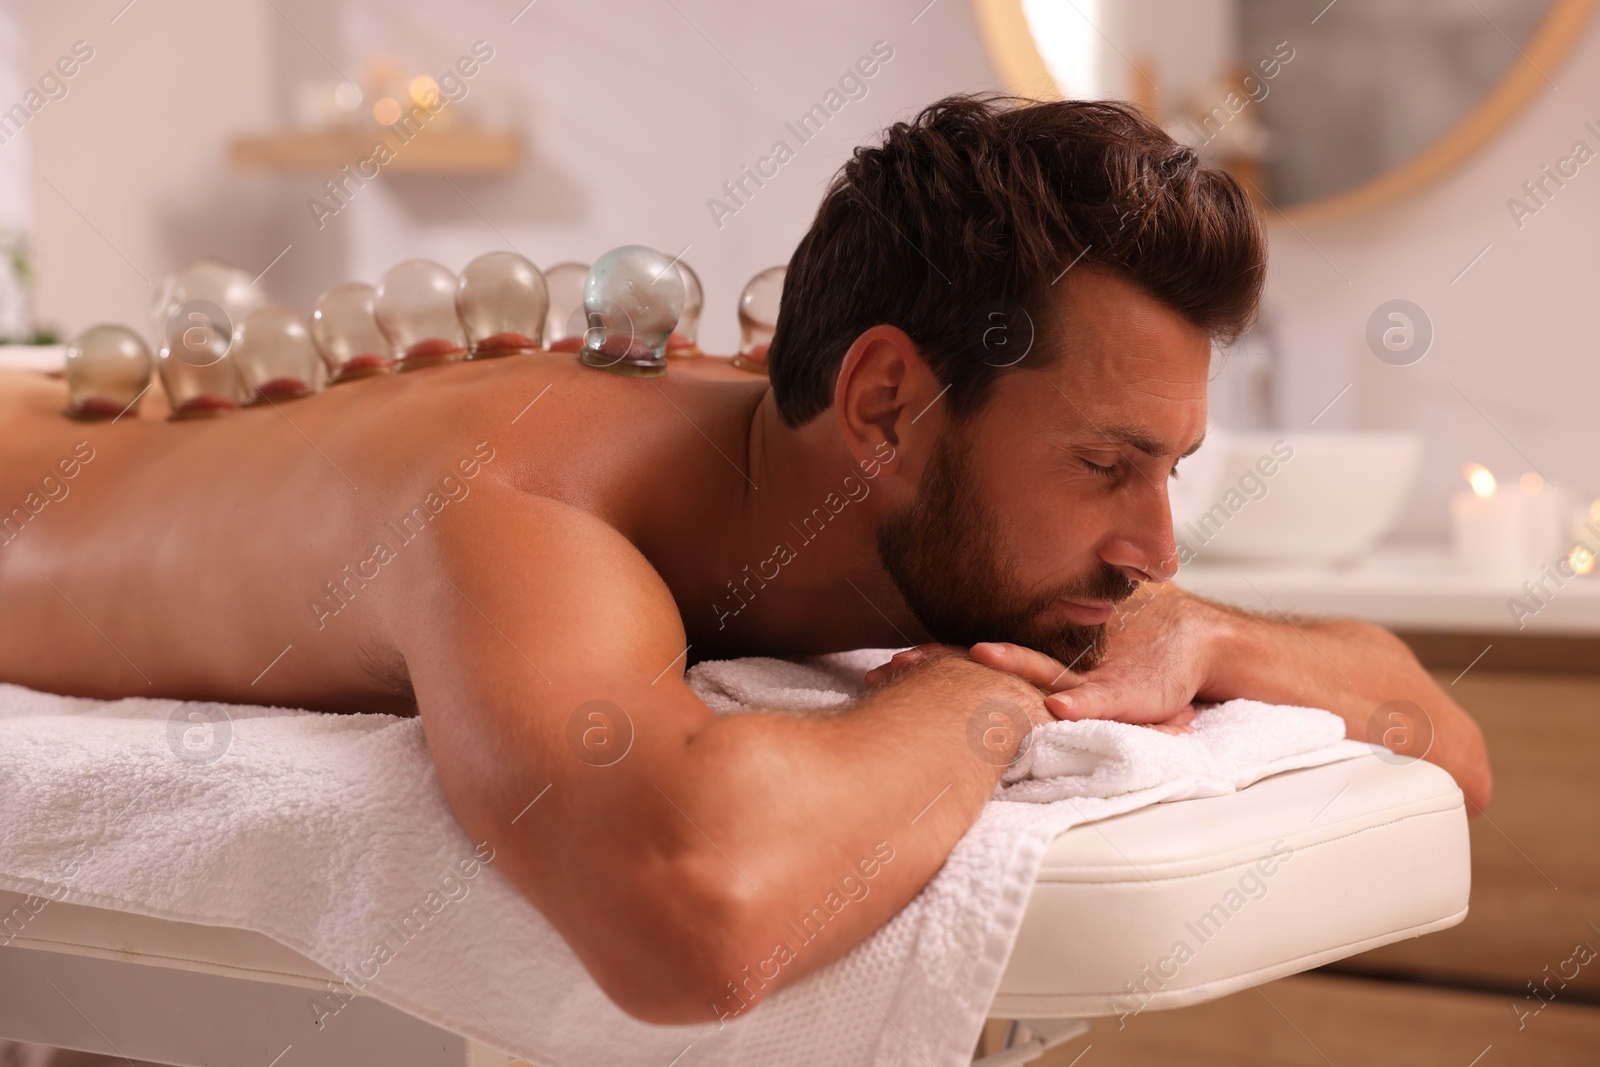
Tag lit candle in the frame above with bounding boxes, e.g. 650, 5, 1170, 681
1565, 497, 1600, 575
1451, 465, 1527, 573
1518, 472, 1570, 568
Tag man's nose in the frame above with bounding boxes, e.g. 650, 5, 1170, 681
1100, 484, 1179, 583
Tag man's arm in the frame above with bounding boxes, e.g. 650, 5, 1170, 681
1199, 598, 1491, 811
397, 488, 1045, 1025
949, 584, 1491, 813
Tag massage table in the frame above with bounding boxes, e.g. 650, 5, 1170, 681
0, 753, 1468, 1066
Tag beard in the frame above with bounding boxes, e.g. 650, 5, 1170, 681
875, 424, 1137, 672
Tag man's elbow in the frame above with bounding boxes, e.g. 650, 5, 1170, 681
1464, 774, 1492, 818
1446, 688, 1493, 818
1358, 620, 1494, 816
1460, 747, 1493, 817
583, 852, 776, 1026
1437, 697, 1492, 817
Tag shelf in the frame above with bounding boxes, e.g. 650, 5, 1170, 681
228, 128, 519, 175
1176, 547, 1600, 636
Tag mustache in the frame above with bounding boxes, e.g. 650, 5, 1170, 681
1032, 565, 1139, 616
978, 565, 1133, 674
980, 563, 1137, 650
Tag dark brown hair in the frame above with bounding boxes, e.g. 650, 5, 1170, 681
767, 93, 1266, 427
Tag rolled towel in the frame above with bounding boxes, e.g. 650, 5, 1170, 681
998, 700, 1350, 802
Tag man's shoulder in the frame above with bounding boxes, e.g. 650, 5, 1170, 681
433, 478, 646, 573
395, 477, 689, 696
429, 479, 680, 632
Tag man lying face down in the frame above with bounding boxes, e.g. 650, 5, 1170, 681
0, 94, 1490, 1025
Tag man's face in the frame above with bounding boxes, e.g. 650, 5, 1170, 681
876, 269, 1211, 669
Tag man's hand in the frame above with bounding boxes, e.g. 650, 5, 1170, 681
978, 583, 1228, 726
861, 644, 1059, 731
863, 584, 1225, 731
881, 585, 1492, 813
862, 630, 1198, 736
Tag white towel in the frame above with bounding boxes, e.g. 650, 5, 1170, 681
0, 653, 1368, 1067
998, 699, 1351, 802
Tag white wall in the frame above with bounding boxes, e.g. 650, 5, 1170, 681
23, 0, 280, 341
324, 0, 997, 354
0, 0, 34, 339
0, 2, 30, 233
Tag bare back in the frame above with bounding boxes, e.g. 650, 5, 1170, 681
0, 359, 768, 712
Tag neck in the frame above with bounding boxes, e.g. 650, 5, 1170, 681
654, 384, 926, 657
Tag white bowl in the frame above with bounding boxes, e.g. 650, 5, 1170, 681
1172, 431, 1421, 566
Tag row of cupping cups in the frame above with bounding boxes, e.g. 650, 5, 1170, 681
62, 245, 787, 420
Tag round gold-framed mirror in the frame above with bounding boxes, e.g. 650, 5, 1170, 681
972, 0, 1597, 222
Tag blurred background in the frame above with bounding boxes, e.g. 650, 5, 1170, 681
0, 0, 1595, 546
0, 0, 1597, 1063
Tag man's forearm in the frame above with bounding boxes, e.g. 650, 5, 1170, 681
1209, 601, 1491, 812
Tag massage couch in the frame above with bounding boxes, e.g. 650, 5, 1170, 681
0, 747, 1468, 1067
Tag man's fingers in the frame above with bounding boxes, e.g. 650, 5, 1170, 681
1045, 679, 1176, 724
1043, 680, 1199, 730
969, 642, 1083, 692
1145, 705, 1197, 735
1045, 683, 1102, 720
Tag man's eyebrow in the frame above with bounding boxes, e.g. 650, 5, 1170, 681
1092, 426, 1206, 459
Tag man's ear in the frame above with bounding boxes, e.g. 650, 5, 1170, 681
831, 325, 944, 479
